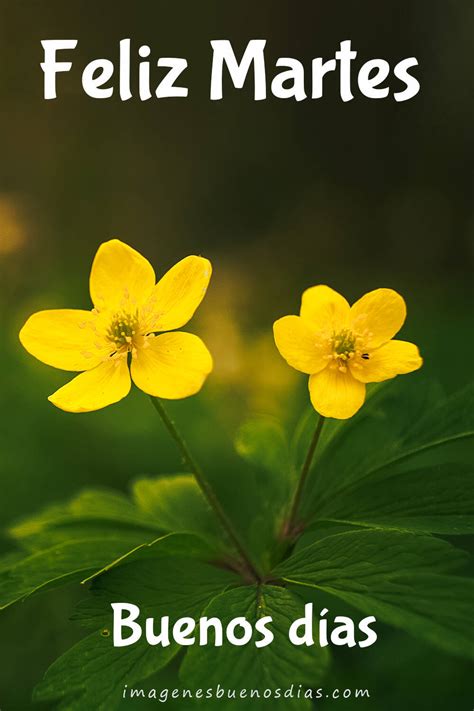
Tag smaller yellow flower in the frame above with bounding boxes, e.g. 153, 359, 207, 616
19, 239, 213, 412
273, 285, 422, 419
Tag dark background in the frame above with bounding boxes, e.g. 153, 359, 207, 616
0, 1, 472, 708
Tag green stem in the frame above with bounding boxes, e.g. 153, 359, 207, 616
284, 415, 325, 538
150, 396, 262, 583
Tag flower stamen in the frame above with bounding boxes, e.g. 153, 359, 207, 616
107, 310, 140, 351
328, 328, 359, 370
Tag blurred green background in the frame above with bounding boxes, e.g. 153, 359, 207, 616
0, 1, 472, 708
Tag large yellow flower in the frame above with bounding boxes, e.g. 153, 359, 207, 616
273, 285, 422, 419
19, 239, 213, 412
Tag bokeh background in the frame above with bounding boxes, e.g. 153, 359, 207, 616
0, 1, 472, 708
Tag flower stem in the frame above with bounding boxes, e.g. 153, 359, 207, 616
150, 396, 262, 583
284, 414, 325, 538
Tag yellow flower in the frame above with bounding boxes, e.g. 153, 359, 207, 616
19, 239, 213, 412
273, 285, 422, 419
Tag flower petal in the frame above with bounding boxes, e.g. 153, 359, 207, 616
131, 332, 213, 399
48, 356, 131, 413
350, 288, 406, 348
300, 285, 350, 333
142, 256, 212, 332
309, 367, 366, 419
350, 340, 423, 383
19, 309, 110, 371
273, 315, 329, 374
89, 239, 156, 312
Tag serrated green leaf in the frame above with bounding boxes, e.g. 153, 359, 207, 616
295, 521, 366, 550
10, 476, 230, 558
9, 488, 162, 550
75, 555, 238, 630
132, 475, 224, 549
0, 533, 150, 609
299, 378, 473, 526
275, 529, 473, 659
316, 462, 474, 534
181, 584, 329, 710
4, 477, 230, 605
35, 556, 238, 710
80, 532, 217, 585
403, 382, 474, 447
300, 377, 443, 511
34, 628, 177, 710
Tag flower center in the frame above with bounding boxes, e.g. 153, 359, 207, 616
327, 328, 366, 373
107, 310, 140, 351
332, 329, 356, 358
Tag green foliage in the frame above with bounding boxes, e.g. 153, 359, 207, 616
181, 585, 329, 709
298, 377, 474, 534
235, 416, 290, 479
2, 475, 230, 607
34, 629, 176, 711
274, 529, 473, 659
132, 474, 225, 548
0, 535, 149, 609
234, 415, 293, 567
9, 488, 162, 551
35, 548, 237, 710
1, 377, 473, 708
316, 462, 474, 534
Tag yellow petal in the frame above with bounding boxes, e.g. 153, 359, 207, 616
48, 356, 131, 413
19, 309, 110, 371
300, 285, 350, 332
350, 340, 423, 383
273, 315, 329, 374
131, 332, 213, 399
350, 288, 406, 348
89, 239, 156, 312
142, 256, 212, 332
309, 367, 366, 419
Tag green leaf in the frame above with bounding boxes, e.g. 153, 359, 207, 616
35, 628, 176, 711
132, 475, 224, 549
9, 488, 162, 550
74, 554, 238, 630
180, 584, 329, 709
0, 532, 151, 609
316, 462, 474, 534
404, 381, 474, 447
235, 415, 293, 522
10, 476, 229, 556
0, 551, 23, 572
2, 532, 212, 612
301, 377, 442, 508
290, 382, 387, 472
4, 476, 230, 605
234, 416, 293, 568
295, 521, 366, 550
235, 416, 290, 478
299, 378, 473, 527
275, 529, 473, 659
35, 556, 238, 710
79, 532, 218, 586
